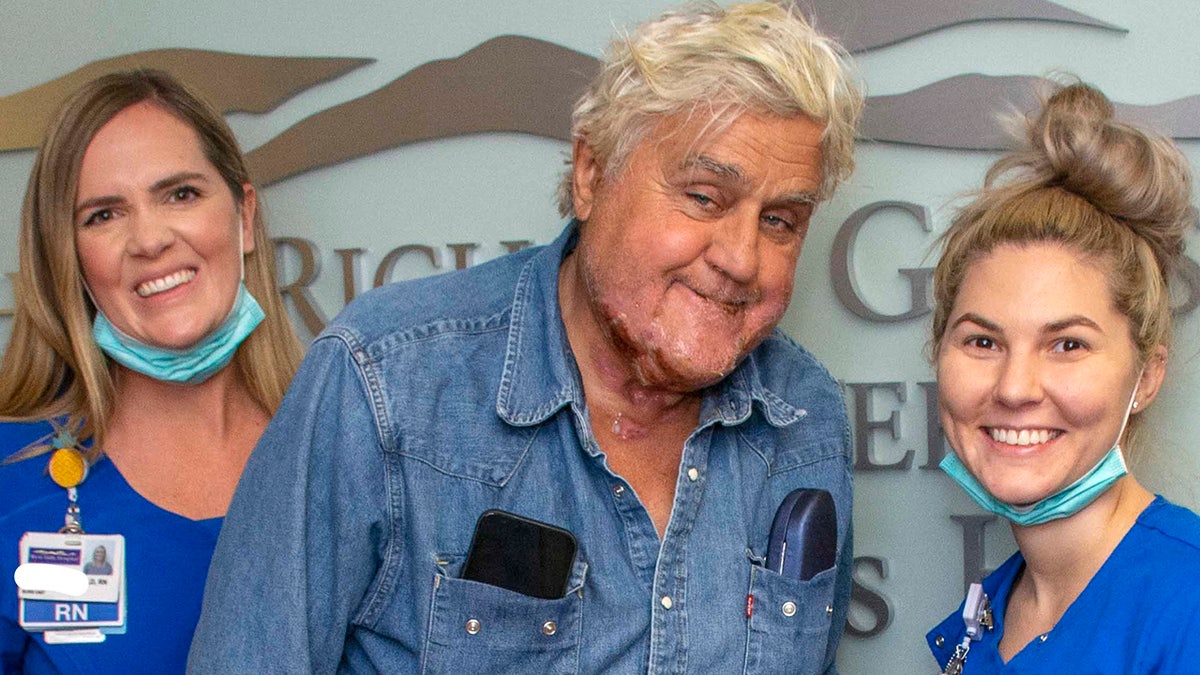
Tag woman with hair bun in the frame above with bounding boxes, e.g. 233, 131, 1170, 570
926, 81, 1200, 673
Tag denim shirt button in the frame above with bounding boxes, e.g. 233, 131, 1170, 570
781, 601, 797, 617
612, 484, 626, 498
935, 635, 945, 647
465, 618, 481, 635
660, 595, 673, 610
686, 467, 699, 481
541, 620, 557, 636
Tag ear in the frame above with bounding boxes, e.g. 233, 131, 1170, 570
571, 138, 602, 221
239, 184, 257, 254
1132, 345, 1168, 413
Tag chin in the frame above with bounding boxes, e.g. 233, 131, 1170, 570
631, 346, 741, 392
143, 328, 213, 351
602, 303, 762, 391
984, 480, 1056, 508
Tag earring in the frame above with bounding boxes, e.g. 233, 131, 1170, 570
1132, 400, 1140, 410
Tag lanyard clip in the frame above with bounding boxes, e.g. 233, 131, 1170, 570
59, 486, 85, 535
941, 582, 992, 674
963, 582, 992, 639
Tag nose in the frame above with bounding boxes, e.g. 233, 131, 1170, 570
705, 209, 759, 284
994, 349, 1044, 408
124, 211, 175, 258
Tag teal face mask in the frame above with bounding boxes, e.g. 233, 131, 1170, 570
92, 282, 264, 385
940, 382, 1140, 527
940, 446, 1127, 527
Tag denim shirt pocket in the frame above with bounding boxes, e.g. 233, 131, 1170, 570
742, 551, 837, 675
421, 554, 588, 675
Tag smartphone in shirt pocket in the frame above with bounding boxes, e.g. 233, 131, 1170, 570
462, 509, 578, 599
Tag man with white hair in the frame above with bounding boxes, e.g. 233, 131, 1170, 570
191, 2, 863, 672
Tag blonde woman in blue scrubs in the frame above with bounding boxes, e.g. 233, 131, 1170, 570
926, 81, 1200, 673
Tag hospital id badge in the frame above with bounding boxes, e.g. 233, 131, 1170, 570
16, 532, 126, 633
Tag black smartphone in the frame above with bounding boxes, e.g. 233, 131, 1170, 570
462, 510, 578, 599
766, 488, 837, 581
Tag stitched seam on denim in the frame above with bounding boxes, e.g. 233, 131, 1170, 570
824, 517, 853, 672
572, 563, 585, 675
769, 444, 846, 476
675, 541, 689, 674
398, 425, 543, 487
393, 451, 510, 487
384, 451, 407, 628
742, 564, 756, 672
495, 251, 578, 426
351, 450, 404, 630
418, 558, 442, 675
320, 330, 401, 629
365, 311, 511, 361
758, 388, 803, 426
754, 331, 844, 427
321, 328, 397, 455
495, 424, 541, 486
841, 415, 854, 469
496, 253, 533, 422
737, 430, 845, 476
732, 356, 786, 426
504, 395, 574, 426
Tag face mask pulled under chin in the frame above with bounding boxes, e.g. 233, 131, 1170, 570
939, 381, 1141, 527
91, 282, 264, 385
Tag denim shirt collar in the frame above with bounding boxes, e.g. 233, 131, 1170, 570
496, 222, 808, 433
495, 225, 582, 426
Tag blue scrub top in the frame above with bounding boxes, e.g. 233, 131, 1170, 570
1, 420, 223, 674
927, 496, 1200, 673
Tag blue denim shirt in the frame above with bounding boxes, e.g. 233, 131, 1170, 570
189, 224, 853, 674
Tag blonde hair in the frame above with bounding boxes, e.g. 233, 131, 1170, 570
0, 70, 303, 461
932, 80, 1194, 446
557, 0, 863, 215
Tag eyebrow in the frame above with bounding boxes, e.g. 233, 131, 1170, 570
150, 171, 207, 193
776, 191, 819, 208
74, 171, 209, 219
1045, 315, 1103, 333
679, 155, 819, 206
681, 155, 747, 184
74, 195, 123, 220
950, 312, 1000, 333
950, 312, 1103, 334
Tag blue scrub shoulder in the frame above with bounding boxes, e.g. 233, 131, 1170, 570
1, 419, 225, 675
926, 496, 1200, 673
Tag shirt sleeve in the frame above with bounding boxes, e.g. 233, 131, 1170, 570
188, 333, 392, 674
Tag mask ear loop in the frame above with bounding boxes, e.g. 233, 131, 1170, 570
219, 209, 247, 326
79, 267, 116, 339
1113, 372, 1143, 457
81, 278, 99, 316
238, 206, 246, 282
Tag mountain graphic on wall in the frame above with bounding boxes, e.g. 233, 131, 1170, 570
0, 0, 1196, 186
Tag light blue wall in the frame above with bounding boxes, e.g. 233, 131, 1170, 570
1, 2, 1197, 672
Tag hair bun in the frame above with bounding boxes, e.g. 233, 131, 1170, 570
1029, 83, 1112, 180
1020, 80, 1193, 269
